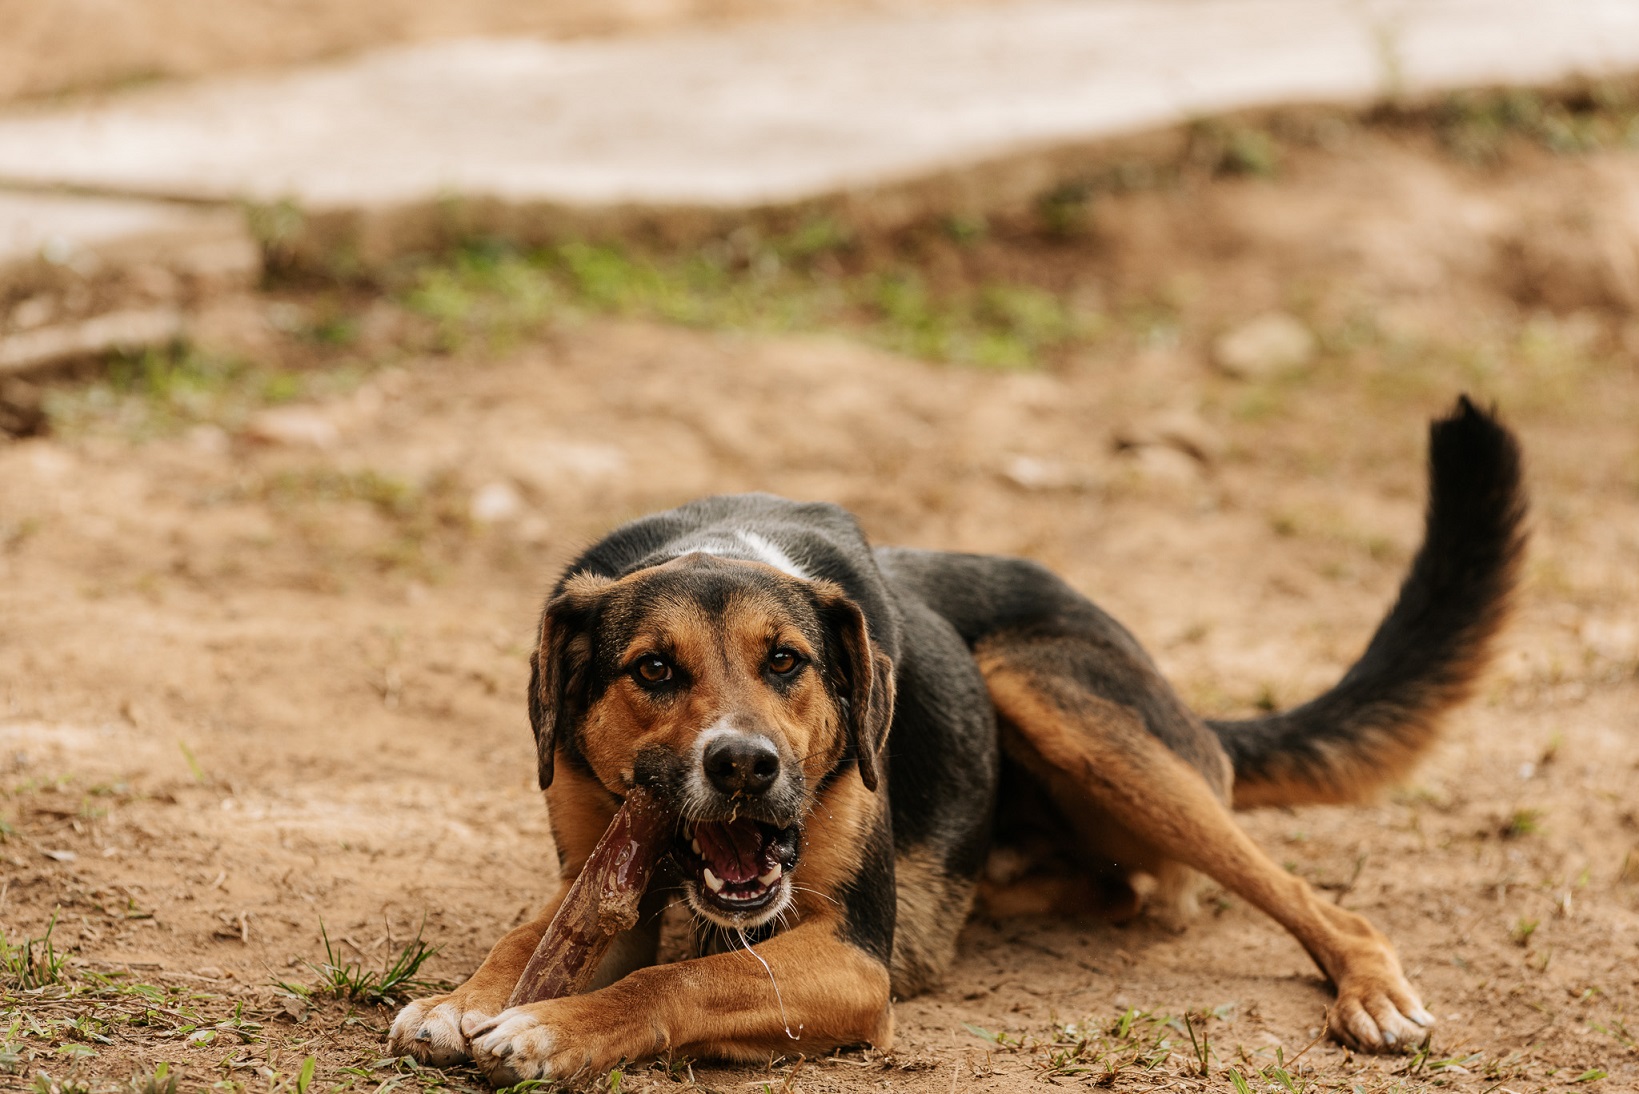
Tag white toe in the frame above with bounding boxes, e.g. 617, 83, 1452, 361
1372, 1004, 1427, 1046
459, 1009, 496, 1038
472, 1009, 559, 1083
1346, 1008, 1383, 1049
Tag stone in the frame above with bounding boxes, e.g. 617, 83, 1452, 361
1126, 444, 1202, 487
0, 308, 183, 374
0, 192, 256, 288
1581, 618, 1638, 665
1212, 313, 1317, 380
470, 481, 525, 524
242, 407, 339, 449
1114, 408, 1224, 465
11, 295, 56, 330
1001, 455, 1077, 492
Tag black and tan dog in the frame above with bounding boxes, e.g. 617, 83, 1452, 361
389, 396, 1526, 1083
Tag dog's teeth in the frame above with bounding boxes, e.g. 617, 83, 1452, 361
758, 863, 782, 886
691, 838, 702, 855
702, 867, 724, 893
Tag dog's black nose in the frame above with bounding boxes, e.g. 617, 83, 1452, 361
703, 734, 780, 796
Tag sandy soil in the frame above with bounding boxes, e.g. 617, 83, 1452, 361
0, 0, 1018, 105
3, 126, 1639, 1093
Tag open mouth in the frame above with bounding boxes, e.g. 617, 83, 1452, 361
680, 818, 799, 916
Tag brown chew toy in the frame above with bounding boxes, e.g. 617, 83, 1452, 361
507, 785, 674, 1007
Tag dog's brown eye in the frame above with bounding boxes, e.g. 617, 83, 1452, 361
768, 648, 802, 676
633, 655, 673, 684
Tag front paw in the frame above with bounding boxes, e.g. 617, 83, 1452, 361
469, 1004, 596, 1086
388, 992, 500, 1066
1328, 972, 1435, 1054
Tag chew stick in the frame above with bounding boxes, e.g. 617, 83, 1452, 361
507, 784, 674, 1007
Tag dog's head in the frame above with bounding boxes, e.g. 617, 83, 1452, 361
529, 552, 894, 929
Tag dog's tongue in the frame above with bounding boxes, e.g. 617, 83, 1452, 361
695, 820, 764, 884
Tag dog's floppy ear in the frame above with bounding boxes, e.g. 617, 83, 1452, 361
813, 584, 896, 792
530, 572, 615, 790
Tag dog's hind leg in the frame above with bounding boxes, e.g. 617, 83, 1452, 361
977, 643, 1433, 1054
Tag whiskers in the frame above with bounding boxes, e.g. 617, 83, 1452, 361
788, 884, 840, 907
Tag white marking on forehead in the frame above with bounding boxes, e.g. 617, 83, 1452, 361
736, 530, 808, 579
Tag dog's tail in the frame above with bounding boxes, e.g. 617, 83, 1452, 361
1209, 396, 1529, 809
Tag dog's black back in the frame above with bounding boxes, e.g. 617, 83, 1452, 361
542, 397, 1525, 991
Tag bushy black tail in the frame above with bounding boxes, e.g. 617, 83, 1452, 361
1211, 396, 1529, 809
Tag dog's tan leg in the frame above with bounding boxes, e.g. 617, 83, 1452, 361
467, 917, 892, 1084
984, 663, 1434, 1053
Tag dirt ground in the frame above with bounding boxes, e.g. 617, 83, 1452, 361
4, 114, 1639, 1094
0, 0, 1018, 105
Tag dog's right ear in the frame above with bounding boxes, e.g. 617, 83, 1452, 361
530, 572, 615, 790
811, 583, 896, 793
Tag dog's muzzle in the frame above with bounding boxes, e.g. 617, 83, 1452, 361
669, 727, 806, 925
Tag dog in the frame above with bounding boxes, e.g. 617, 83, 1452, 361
388, 396, 1527, 1084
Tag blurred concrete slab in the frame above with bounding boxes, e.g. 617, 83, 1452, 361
1, 192, 258, 372
0, 0, 1633, 216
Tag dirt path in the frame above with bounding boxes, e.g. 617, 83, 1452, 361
3, 122, 1639, 1093
0, 0, 1017, 104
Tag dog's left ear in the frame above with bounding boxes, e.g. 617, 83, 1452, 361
813, 585, 896, 792
530, 572, 615, 790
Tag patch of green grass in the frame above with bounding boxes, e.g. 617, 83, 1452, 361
1590, 1017, 1635, 1052
963, 1006, 1572, 1091
42, 344, 354, 441
1187, 119, 1281, 178
128, 1061, 178, 1094
406, 248, 561, 351
245, 465, 473, 577
965, 1006, 1242, 1084
399, 233, 1098, 370
864, 272, 1086, 368
255, 467, 431, 521
277, 922, 440, 1006
0, 914, 67, 992
30, 1071, 92, 1094
1, 1020, 25, 1074
1399, 1042, 1483, 1078
0, 952, 296, 1094
1426, 79, 1639, 165
491, 1082, 554, 1094
1503, 807, 1544, 838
